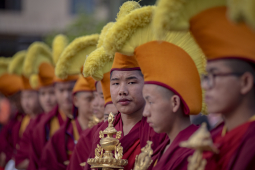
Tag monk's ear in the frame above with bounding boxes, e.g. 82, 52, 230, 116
73, 94, 79, 107
171, 95, 181, 113
240, 72, 254, 95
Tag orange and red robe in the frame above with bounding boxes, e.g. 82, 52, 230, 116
38, 118, 83, 170
14, 113, 44, 167
204, 119, 255, 170
148, 125, 199, 170
84, 113, 167, 170
0, 112, 23, 166
66, 121, 104, 170
28, 106, 66, 170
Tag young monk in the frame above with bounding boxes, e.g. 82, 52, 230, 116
0, 57, 24, 168
39, 76, 95, 170
83, 52, 167, 170
38, 34, 99, 170
155, 0, 255, 169
0, 49, 43, 169
27, 35, 79, 170
100, 5, 206, 170
67, 72, 118, 170
14, 42, 56, 169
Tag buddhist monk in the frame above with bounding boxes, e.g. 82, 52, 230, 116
38, 34, 100, 170
99, 5, 207, 170
155, 0, 255, 169
0, 57, 24, 168
28, 35, 79, 170
14, 42, 56, 169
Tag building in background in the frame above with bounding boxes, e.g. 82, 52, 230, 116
0, 0, 156, 57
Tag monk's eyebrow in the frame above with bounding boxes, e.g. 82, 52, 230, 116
111, 78, 119, 81
126, 76, 138, 80
207, 67, 218, 73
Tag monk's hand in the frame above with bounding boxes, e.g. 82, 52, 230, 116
187, 151, 206, 170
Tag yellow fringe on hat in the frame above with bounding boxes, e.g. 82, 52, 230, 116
104, 6, 208, 114
153, 0, 225, 40
83, 47, 113, 80
52, 34, 69, 65
227, 0, 255, 29
83, 1, 142, 80
116, 1, 141, 21
8, 50, 26, 75
29, 74, 39, 89
55, 34, 99, 79
83, 23, 114, 80
104, 6, 155, 56
0, 57, 11, 77
23, 42, 53, 77
97, 22, 115, 48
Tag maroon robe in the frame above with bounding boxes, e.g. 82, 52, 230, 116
66, 121, 104, 170
14, 114, 44, 167
28, 106, 66, 170
84, 113, 167, 170
39, 118, 83, 170
204, 120, 255, 170
149, 125, 199, 170
0, 112, 23, 165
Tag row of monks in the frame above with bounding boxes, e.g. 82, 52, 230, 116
0, 0, 255, 170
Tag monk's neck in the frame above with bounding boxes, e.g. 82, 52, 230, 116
121, 106, 144, 136
166, 114, 190, 143
223, 98, 255, 131
77, 115, 89, 130
59, 106, 72, 118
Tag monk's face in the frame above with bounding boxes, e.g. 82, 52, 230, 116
74, 91, 94, 119
143, 84, 177, 133
39, 85, 57, 113
202, 60, 245, 114
104, 103, 118, 122
110, 70, 145, 115
54, 81, 75, 113
91, 82, 104, 120
21, 90, 41, 115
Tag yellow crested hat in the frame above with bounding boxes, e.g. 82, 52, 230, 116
83, 1, 141, 81
52, 34, 69, 65
0, 57, 22, 96
153, 0, 255, 64
102, 6, 206, 115
23, 42, 55, 89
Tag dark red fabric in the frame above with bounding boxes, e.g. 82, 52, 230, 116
39, 118, 84, 170
66, 121, 104, 170
149, 125, 199, 170
0, 112, 23, 164
28, 106, 63, 170
14, 114, 44, 166
84, 113, 167, 170
204, 120, 255, 170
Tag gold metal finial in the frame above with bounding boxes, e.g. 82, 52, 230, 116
180, 123, 219, 170
87, 113, 128, 170
88, 115, 103, 128
133, 141, 153, 170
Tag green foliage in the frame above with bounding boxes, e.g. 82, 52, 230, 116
44, 13, 106, 46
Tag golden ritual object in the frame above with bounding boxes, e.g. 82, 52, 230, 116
133, 141, 153, 170
87, 113, 128, 170
88, 115, 103, 128
180, 123, 219, 170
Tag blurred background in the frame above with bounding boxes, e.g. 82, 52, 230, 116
0, 0, 156, 57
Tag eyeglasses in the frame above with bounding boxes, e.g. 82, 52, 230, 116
201, 72, 244, 89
